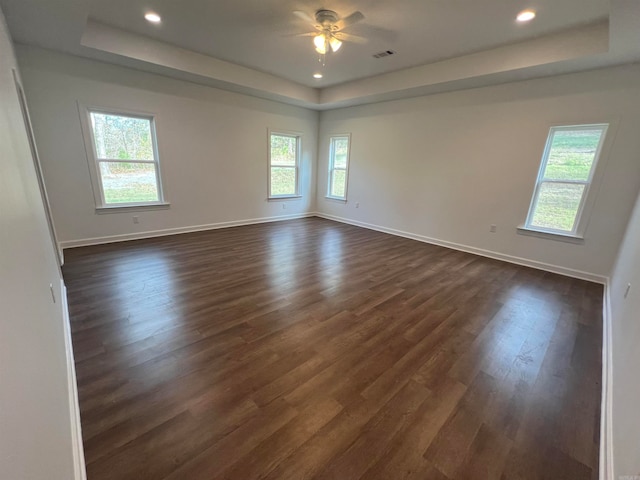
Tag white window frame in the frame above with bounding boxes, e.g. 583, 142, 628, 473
268, 129, 301, 199
326, 134, 351, 201
523, 123, 608, 238
79, 104, 168, 211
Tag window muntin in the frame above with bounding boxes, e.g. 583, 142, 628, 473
269, 132, 300, 198
327, 135, 350, 200
88, 111, 164, 206
525, 124, 607, 235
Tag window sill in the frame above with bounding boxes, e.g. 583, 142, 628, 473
516, 226, 584, 244
267, 195, 302, 201
325, 196, 347, 203
95, 202, 171, 214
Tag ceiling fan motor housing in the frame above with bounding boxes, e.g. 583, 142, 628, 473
315, 10, 339, 29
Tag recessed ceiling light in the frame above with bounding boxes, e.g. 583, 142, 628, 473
313, 73, 323, 79
516, 9, 536, 22
145, 12, 162, 23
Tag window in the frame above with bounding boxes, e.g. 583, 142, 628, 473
268, 131, 300, 198
327, 134, 351, 200
525, 124, 608, 236
85, 109, 165, 208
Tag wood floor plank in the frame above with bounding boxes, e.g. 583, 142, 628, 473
313, 380, 431, 480
359, 378, 467, 480
161, 398, 298, 480
423, 371, 500, 478
219, 396, 343, 479
62, 217, 603, 480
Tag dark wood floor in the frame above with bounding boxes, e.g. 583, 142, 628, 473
63, 217, 603, 480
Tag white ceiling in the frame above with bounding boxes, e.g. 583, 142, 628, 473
85, 0, 609, 87
1, 0, 640, 110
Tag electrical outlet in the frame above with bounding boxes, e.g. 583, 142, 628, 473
282, 203, 286, 210
355, 202, 360, 208
490, 224, 497, 233
133, 216, 139, 224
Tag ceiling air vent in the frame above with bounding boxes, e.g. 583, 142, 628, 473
372, 50, 395, 59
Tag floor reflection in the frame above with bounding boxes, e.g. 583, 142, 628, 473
318, 228, 344, 291
99, 248, 181, 347
267, 226, 298, 294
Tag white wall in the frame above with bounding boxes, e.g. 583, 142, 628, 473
15, 45, 319, 246
0, 9, 80, 480
609, 188, 640, 478
317, 65, 640, 279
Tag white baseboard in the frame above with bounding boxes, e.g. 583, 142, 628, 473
600, 281, 614, 480
314, 213, 607, 284
60, 281, 87, 480
60, 213, 315, 249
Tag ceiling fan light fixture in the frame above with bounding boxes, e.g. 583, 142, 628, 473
300, 9, 364, 59
314, 33, 327, 54
329, 36, 342, 52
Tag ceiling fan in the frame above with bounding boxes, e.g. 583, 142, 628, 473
293, 9, 367, 55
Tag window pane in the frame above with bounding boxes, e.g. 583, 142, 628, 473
543, 129, 603, 181
99, 162, 159, 204
270, 167, 296, 196
531, 182, 585, 231
91, 112, 154, 161
270, 135, 297, 166
333, 137, 349, 169
331, 169, 346, 198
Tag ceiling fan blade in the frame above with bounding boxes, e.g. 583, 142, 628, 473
336, 11, 365, 30
293, 10, 315, 24
288, 32, 318, 37
334, 32, 368, 44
